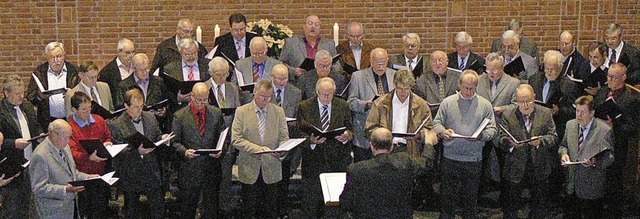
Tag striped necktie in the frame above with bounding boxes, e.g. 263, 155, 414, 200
459, 57, 466, 70
321, 105, 330, 131
578, 126, 585, 152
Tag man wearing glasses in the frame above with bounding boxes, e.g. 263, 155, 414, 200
163, 38, 211, 111
388, 33, 431, 79
602, 23, 640, 86
497, 84, 558, 218
296, 50, 348, 100
151, 18, 208, 74
414, 50, 461, 116
64, 61, 114, 117
213, 13, 259, 64
336, 22, 374, 79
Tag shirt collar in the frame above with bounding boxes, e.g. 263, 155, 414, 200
253, 101, 267, 113
134, 74, 149, 83
233, 36, 246, 45
581, 117, 595, 132
47, 63, 68, 77
404, 56, 419, 65
458, 53, 470, 61
189, 102, 206, 116
211, 78, 224, 88
316, 98, 332, 109
392, 90, 409, 105
80, 81, 94, 92
349, 41, 363, 49
459, 92, 477, 100
182, 60, 198, 69
72, 113, 96, 128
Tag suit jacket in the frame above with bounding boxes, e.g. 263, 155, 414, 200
30, 138, 88, 219
27, 61, 80, 127
279, 35, 337, 76
414, 69, 461, 105
233, 56, 282, 84
273, 83, 303, 139
498, 50, 539, 80
348, 67, 396, 148
171, 105, 225, 189
204, 79, 241, 127
64, 82, 114, 117
116, 75, 169, 111
109, 111, 163, 193
335, 40, 374, 70
232, 102, 289, 184
447, 51, 486, 74
560, 48, 590, 80
477, 73, 520, 108
498, 105, 558, 183
365, 91, 434, 158
296, 69, 348, 100
491, 36, 540, 61
340, 152, 425, 219
151, 35, 208, 73
617, 41, 640, 85
98, 57, 128, 105
162, 58, 211, 110
388, 54, 431, 79
213, 32, 259, 63
559, 118, 614, 199
0, 100, 43, 164
298, 97, 353, 178
529, 72, 579, 139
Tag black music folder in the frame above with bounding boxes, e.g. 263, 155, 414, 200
503, 56, 525, 77
161, 73, 203, 94
0, 157, 29, 178
308, 125, 347, 139
79, 139, 111, 159
91, 101, 125, 119
144, 99, 169, 111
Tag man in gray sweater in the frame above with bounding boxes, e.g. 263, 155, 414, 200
433, 70, 497, 219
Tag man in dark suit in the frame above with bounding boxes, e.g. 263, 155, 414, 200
582, 42, 609, 96
109, 88, 168, 219
448, 31, 485, 74
559, 31, 590, 80
0, 75, 44, 219
559, 95, 614, 218
491, 19, 540, 62
296, 50, 348, 100
279, 15, 337, 79
232, 79, 289, 218
498, 84, 558, 218
151, 18, 208, 74
593, 63, 640, 216
213, 13, 258, 64
171, 82, 225, 219
603, 23, 640, 85
414, 50, 461, 116
162, 38, 211, 111
340, 127, 426, 219
298, 77, 354, 218
388, 33, 431, 79
27, 41, 80, 129
335, 22, 374, 79
98, 38, 136, 104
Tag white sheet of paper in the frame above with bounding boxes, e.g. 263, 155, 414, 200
320, 172, 346, 203
215, 127, 229, 151
155, 132, 175, 146
106, 144, 128, 157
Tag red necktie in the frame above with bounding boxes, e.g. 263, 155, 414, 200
187, 66, 195, 81
198, 111, 205, 136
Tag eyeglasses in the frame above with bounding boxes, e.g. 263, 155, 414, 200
430, 59, 447, 64
544, 68, 560, 74
48, 54, 65, 61
251, 51, 267, 57
515, 101, 534, 106
258, 95, 272, 100
194, 97, 209, 103
607, 74, 624, 80
182, 51, 198, 58
316, 63, 332, 69
405, 44, 419, 49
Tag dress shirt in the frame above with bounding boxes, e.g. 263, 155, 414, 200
181, 61, 201, 81
405, 56, 419, 70
116, 57, 133, 80
273, 84, 285, 107
234, 36, 247, 59
310, 98, 334, 150
189, 102, 206, 127
47, 65, 68, 118
72, 113, 96, 128
459, 92, 478, 101
579, 118, 594, 143
590, 63, 607, 73
80, 82, 102, 106
606, 41, 624, 64
304, 37, 319, 59
391, 92, 409, 144
133, 74, 149, 99
253, 61, 266, 79
211, 79, 226, 105
350, 42, 363, 69
458, 54, 470, 69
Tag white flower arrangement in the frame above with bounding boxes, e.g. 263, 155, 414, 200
246, 19, 293, 57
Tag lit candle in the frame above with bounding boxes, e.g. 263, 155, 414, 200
196, 26, 202, 43
333, 23, 339, 46
214, 25, 220, 40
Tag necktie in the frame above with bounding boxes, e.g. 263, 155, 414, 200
377, 76, 386, 95
253, 63, 260, 82
90, 88, 98, 102
609, 49, 617, 67
15, 106, 32, 160
491, 81, 498, 98
524, 115, 531, 133
59, 150, 72, 174
197, 112, 205, 136
438, 75, 445, 99
275, 89, 282, 107
258, 109, 266, 141
578, 126, 585, 152
236, 41, 245, 59
407, 60, 413, 70
321, 105, 330, 131
542, 81, 551, 103
187, 65, 195, 81
137, 79, 148, 99
217, 85, 225, 108
459, 57, 466, 70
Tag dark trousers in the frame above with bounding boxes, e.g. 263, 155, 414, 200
123, 188, 164, 219
440, 158, 481, 219
240, 172, 280, 219
565, 195, 603, 219
352, 146, 372, 163
278, 146, 301, 216
0, 172, 31, 219
78, 182, 109, 219
502, 180, 549, 219
178, 181, 220, 219
219, 149, 237, 214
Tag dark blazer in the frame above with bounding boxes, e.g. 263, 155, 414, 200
528, 72, 579, 139
617, 42, 640, 85
204, 80, 241, 127
297, 97, 353, 178
559, 118, 614, 199
340, 152, 425, 219
388, 54, 431, 79
213, 32, 259, 63
0, 100, 43, 165
98, 57, 127, 104
162, 58, 211, 110
560, 49, 590, 80
116, 75, 169, 111
151, 35, 208, 74
296, 69, 348, 100
498, 105, 558, 183
335, 40, 374, 71
27, 61, 80, 127
109, 111, 163, 193
447, 51, 486, 74
171, 105, 225, 189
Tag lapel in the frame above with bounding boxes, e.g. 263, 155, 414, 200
307, 99, 322, 128
444, 70, 458, 97
184, 107, 201, 138
295, 37, 307, 58
46, 141, 73, 177
578, 120, 597, 156
364, 69, 378, 95
493, 77, 510, 102
0, 103, 21, 135
385, 70, 395, 91
425, 74, 440, 101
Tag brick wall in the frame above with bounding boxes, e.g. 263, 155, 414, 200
2, 0, 639, 80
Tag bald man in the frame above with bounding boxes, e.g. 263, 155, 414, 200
235, 37, 283, 85
151, 18, 208, 74
558, 31, 590, 80
415, 50, 461, 115
171, 82, 226, 219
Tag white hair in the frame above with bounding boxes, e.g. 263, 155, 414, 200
455, 31, 472, 44
45, 42, 64, 55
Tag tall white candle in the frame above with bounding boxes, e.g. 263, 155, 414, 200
333, 23, 339, 46
196, 26, 202, 43
214, 25, 220, 40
